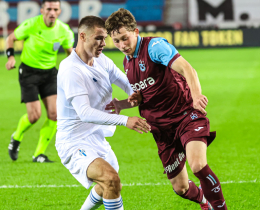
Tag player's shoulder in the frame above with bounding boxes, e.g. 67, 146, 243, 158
148, 37, 169, 48
18, 15, 40, 28
59, 53, 79, 74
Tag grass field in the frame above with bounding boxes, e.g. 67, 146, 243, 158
0, 48, 260, 210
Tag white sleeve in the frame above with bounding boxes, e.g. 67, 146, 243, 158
107, 57, 134, 96
71, 94, 128, 126
113, 70, 134, 96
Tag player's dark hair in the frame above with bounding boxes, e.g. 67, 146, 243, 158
78, 16, 105, 33
105, 8, 137, 36
41, 0, 61, 7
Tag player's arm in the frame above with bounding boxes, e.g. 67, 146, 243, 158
171, 57, 207, 115
71, 94, 150, 134
5, 32, 18, 70
64, 47, 73, 56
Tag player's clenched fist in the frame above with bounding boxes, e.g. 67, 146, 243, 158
6, 56, 16, 70
126, 116, 151, 134
193, 94, 208, 115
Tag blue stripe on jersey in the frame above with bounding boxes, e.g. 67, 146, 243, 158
148, 37, 179, 66
126, 35, 142, 61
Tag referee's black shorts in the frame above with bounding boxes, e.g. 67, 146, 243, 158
18, 62, 58, 103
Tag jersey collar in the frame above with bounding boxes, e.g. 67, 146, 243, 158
126, 35, 141, 61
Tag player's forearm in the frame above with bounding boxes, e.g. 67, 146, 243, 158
183, 67, 202, 99
117, 99, 134, 109
6, 32, 17, 49
71, 95, 128, 126
114, 76, 134, 96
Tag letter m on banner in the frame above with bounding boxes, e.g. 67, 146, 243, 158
197, 0, 234, 20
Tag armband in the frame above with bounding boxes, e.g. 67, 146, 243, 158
6, 48, 14, 58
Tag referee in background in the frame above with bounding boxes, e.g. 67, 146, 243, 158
5, 0, 74, 162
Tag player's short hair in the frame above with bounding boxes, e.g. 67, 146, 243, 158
78, 16, 105, 34
105, 8, 137, 36
41, 0, 61, 7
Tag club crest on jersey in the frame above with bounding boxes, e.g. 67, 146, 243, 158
138, 60, 146, 72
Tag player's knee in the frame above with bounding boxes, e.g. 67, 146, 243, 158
28, 112, 41, 124
190, 161, 207, 174
48, 111, 57, 121
172, 182, 189, 195
103, 173, 121, 193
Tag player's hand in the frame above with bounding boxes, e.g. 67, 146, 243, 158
105, 98, 122, 114
128, 90, 142, 107
6, 56, 16, 70
126, 116, 151, 134
193, 94, 208, 115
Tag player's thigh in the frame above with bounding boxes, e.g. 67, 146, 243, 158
186, 140, 207, 173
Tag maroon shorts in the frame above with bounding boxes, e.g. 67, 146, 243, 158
151, 110, 216, 180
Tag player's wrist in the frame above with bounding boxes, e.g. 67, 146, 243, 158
6, 48, 15, 58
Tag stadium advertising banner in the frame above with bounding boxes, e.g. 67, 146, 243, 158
189, 0, 260, 28
173, 29, 260, 48
1, 28, 259, 53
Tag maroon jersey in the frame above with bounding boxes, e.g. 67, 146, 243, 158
123, 37, 193, 129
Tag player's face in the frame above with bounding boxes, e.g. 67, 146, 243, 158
84, 27, 107, 58
41, 1, 61, 27
111, 27, 139, 58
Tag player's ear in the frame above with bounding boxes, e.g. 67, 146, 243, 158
40, 7, 43, 15
80, 32, 86, 41
134, 28, 139, 37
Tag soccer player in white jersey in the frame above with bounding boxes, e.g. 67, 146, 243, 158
56, 16, 151, 210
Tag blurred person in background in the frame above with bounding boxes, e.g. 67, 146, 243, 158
5, 0, 74, 162
105, 8, 227, 210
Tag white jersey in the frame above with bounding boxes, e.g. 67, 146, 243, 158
56, 50, 133, 153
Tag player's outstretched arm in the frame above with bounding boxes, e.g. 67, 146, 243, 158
126, 116, 151, 134
5, 32, 18, 70
171, 56, 208, 115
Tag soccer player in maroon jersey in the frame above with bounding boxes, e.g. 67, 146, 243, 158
105, 8, 227, 210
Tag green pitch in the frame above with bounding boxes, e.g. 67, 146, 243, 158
0, 48, 260, 209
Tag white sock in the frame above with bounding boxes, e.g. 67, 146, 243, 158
201, 195, 207, 204
103, 195, 123, 210
80, 186, 103, 210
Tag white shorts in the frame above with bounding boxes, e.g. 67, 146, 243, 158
56, 136, 119, 189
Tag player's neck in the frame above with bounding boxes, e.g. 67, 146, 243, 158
43, 19, 56, 28
75, 46, 94, 66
